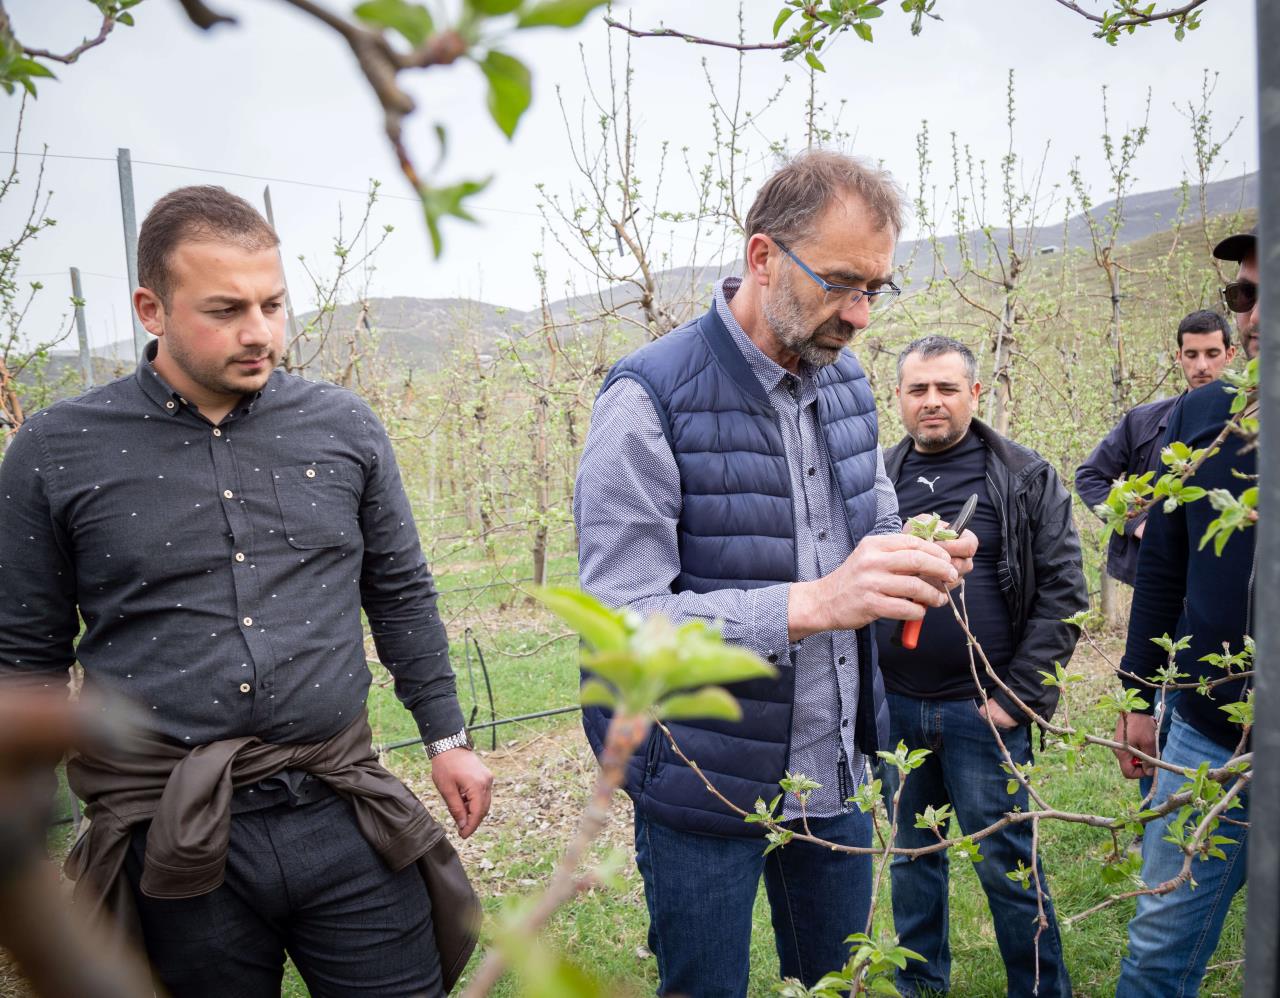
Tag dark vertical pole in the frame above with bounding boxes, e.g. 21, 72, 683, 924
262, 186, 301, 348
116, 148, 148, 360
69, 267, 92, 388
1245, 0, 1279, 993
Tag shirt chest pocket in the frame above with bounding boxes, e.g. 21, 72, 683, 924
271, 463, 363, 549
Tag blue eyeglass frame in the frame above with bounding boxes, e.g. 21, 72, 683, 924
773, 239, 901, 307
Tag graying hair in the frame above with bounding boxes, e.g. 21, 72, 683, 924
896, 335, 978, 385
744, 149, 906, 259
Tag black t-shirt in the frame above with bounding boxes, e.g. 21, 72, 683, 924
876, 430, 1015, 699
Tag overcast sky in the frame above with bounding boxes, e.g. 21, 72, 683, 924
1, 0, 1259, 354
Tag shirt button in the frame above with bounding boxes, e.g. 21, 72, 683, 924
242, 616, 253, 627
234, 552, 246, 563
807, 466, 815, 476
165, 400, 175, 410
223, 489, 234, 499
818, 530, 828, 540
838, 656, 847, 665
213, 428, 223, 437
305, 468, 316, 479
239, 682, 251, 694
842, 718, 850, 728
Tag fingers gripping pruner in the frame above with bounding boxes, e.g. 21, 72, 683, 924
892, 492, 979, 651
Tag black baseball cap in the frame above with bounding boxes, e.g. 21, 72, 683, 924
1213, 225, 1257, 262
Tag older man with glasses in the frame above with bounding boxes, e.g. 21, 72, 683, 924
573, 149, 976, 997
1112, 226, 1260, 997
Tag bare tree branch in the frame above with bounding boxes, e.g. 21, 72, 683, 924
1051, 0, 1210, 29
604, 15, 790, 51
173, 0, 238, 30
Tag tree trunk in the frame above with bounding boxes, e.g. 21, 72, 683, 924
531, 393, 551, 587
1100, 569, 1123, 629
1108, 264, 1127, 410
987, 290, 1015, 435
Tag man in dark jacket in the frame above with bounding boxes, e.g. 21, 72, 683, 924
574, 152, 975, 998
1112, 228, 1259, 997
878, 335, 1086, 998
1075, 309, 1236, 587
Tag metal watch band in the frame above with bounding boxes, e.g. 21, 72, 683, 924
426, 729, 471, 758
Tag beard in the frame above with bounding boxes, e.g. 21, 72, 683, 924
911, 413, 968, 453
762, 278, 854, 368
1239, 318, 1260, 360
165, 332, 278, 402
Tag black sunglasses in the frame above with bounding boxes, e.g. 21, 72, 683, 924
1222, 280, 1258, 314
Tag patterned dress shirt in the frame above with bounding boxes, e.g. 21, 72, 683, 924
0, 342, 463, 747
575, 278, 900, 818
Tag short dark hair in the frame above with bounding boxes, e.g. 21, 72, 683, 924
744, 149, 906, 261
137, 185, 279, 307
896, 335, 978, 385
1176, 309, 1232, 349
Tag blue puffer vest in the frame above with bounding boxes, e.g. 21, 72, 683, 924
582, 303, 890, 838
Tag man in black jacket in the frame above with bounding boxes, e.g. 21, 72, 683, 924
1112, 228, 1259, 998
1075, 309, 1236, 587
877, 335, 1086, 998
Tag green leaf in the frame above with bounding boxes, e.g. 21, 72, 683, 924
656, 686, 743, 722
773, 6, 795, 37
419, 176, 490, 256
804, 50, 826, 72
852, 21, 873, 41
579, 678, 617, 709
516, 0, 608, 28
531, 585, 630, 653
353, 0, 435, 46
577, 654, 643, 701
469, 0, 523, 14
857, 3, 885, 17
117, 12, 135, 26
480, 50, 532, 139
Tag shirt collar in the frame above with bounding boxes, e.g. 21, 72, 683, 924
715, 277, 816, 396
134, 339, 266, 420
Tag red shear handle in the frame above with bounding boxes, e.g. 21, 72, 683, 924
901, 618, 923, 650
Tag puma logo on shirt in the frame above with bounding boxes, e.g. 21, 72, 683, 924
917, 475, 940, 493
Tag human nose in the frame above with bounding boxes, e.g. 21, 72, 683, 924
240, 306, 273, 346
837, 293, 872, 330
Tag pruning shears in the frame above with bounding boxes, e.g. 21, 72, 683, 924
893, 492, 979, 651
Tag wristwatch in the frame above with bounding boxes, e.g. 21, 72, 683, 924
426, 729, 473, 758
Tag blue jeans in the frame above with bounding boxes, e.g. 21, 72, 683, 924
633, 806, 872, 997
1116, 710, 1249, 998
882, 693, 1070, 997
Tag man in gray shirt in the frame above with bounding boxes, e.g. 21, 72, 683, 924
0, 186, 490, 997
574, 151, 976, 997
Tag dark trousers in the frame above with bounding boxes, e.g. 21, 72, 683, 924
633, 806, 873, 998
882, 693, 1070, 998
124, 791, 443, 998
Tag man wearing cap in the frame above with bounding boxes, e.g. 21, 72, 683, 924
1112, 226, 1259, 997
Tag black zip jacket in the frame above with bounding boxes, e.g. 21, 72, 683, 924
1119, 381, 1254, 750
1075, 395, 1182, 585
885, 419, 1088, 723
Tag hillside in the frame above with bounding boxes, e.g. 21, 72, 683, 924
41, 169, 1256, 383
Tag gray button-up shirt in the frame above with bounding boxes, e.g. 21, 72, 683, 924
0, 343, 463, 747
575, 279, 900, 818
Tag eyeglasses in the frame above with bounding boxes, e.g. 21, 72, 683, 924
773, 239, 901, 310
1221, 280, 1258, 314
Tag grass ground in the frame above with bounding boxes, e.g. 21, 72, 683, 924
337, 605, 1247, 998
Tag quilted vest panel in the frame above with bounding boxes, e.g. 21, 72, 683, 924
582, 304, 886, 837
